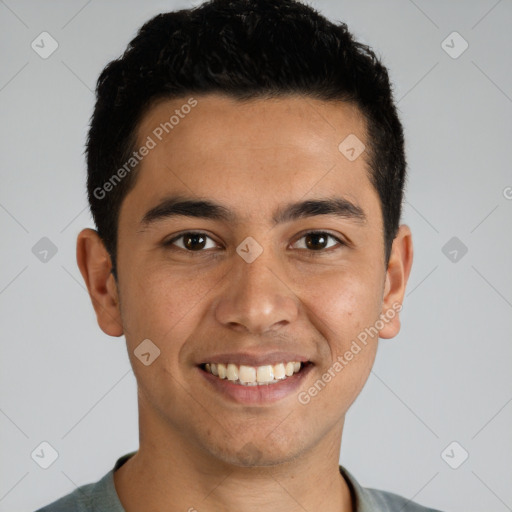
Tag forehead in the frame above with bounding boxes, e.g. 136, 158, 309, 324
137, 93, 366, 159
123, 94, 379, 228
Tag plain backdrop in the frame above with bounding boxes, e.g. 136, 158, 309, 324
1, 1, 511, 511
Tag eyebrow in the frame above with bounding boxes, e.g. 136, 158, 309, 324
139, 194, 367, 230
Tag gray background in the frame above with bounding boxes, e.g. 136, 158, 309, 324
1, 0, 511, 511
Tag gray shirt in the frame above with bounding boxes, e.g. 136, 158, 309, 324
35, 452, 444, 512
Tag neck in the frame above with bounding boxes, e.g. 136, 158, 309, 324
114, 396, 353, 512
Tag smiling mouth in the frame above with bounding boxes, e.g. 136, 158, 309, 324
200, 361, 312, 386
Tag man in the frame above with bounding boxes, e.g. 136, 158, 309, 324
36, 0, 443, 510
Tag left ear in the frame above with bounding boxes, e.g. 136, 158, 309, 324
378, 224, 413, 339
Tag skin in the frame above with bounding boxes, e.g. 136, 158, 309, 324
77, 94, 413, 512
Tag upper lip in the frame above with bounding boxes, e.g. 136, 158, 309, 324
199, 351, 311, 367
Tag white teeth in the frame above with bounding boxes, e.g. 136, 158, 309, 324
273, 363, 286, 380
226, 363, 238, 381
256, 365, 274, 383
204, 361, 304, 385
217, 363, 227, 379
239, 365, 256, 384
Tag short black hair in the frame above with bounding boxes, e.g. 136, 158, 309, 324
86, 0, 407, 279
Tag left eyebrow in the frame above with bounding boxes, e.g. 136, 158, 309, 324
138, 194, 367, 231
273, 197, 367, 225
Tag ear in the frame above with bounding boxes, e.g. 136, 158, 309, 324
76, 228, 124, 337
378, 224, 413, 339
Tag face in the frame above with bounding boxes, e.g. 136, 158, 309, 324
78, 94, 412, 467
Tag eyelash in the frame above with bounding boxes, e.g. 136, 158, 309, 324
164, 230, 345, 257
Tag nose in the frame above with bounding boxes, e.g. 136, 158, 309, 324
214, 246, 299, 335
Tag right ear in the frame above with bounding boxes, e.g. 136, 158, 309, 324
76, 228, 124, 337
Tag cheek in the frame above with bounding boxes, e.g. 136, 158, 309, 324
116, 267, 218, 408
297, 263, 383, 343
118, 262, 223, 349
295, 266, 381, 397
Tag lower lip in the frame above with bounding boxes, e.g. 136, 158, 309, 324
198, 364, 313, 405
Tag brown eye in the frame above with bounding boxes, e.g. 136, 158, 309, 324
292, 231, 344, 253
166, 232, 218, 252
182, 233, 207, 250
305, 232, 328, 250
